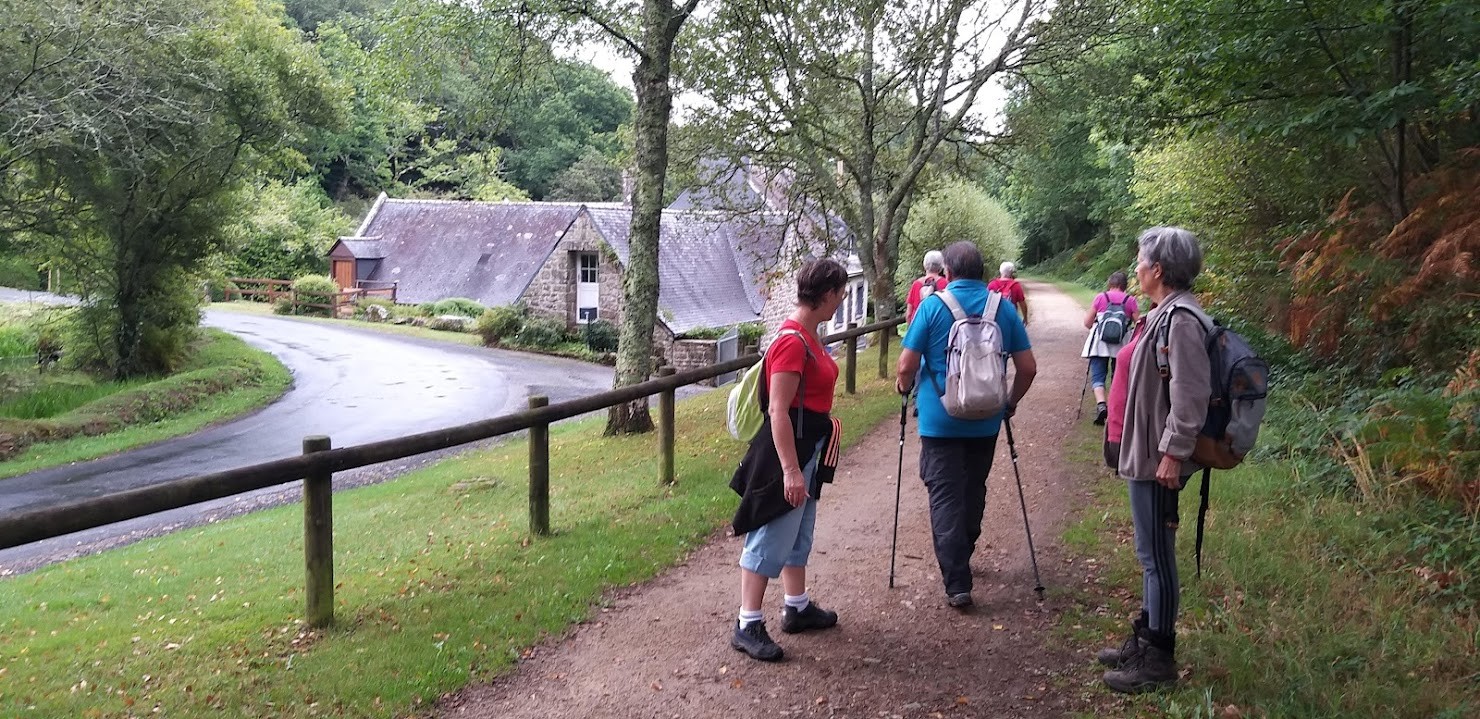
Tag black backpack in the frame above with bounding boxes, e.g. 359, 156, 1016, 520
1154, 305, 1271, 576
1098, 292, 1130, 344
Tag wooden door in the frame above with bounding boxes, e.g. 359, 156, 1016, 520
331, 259, 355, 290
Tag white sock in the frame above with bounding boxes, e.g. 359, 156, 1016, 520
738, 608, 764, 627
784, 592, 810, 611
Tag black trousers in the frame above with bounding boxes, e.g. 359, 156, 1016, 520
919, 434, 1000, 594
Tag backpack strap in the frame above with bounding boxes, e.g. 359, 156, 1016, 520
1195, 466, 1211, 578
936, 289, 968, 321
1152, 303, 1214, 380
984, 290, 1003, 325
760, 329, 813, 439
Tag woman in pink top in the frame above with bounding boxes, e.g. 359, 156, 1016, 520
1103, 308, 1150, 469
1081, 271, 1139, 425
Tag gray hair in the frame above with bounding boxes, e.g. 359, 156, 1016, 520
923, 250, 945, 274
1138, 226, 1202, 291
999, 261, 1016, 278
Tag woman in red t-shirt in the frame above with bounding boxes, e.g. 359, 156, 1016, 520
905, 250, 948, 322
728, 258, 848, 662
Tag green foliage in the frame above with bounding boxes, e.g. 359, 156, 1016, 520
475, 305, 524, 346
353, 297, 394, 321
220, 180, 352, 280
429, 297, 486, 318
0, 376, 148, 420
272, 297, 295, 315
548, 147, 624, 202
498, 62, 634, 199
897, 181, 1021, 301
582, 319, 619, 353
5, 0, 348, 378
291, 274, 339, 317
738, 321, 764, 349
514, 314, 570, 349
0, 256, 41, 290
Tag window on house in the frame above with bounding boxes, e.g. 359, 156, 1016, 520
578, 252, 599, 283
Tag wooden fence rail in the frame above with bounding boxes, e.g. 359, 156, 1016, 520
0, 317, 904, 626
224, 278, 397, 313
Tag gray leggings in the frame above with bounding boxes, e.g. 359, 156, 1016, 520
1129, 478, 1185, 635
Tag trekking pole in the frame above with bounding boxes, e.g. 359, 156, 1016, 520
1004, 418, 1046, 599
1075, 363, 1090, 421
889, 393, 907, 588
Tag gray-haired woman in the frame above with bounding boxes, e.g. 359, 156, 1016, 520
1098, 227, 1211, 694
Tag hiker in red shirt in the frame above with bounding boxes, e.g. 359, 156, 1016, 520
987, 261, 1029, 325
905, 250, 948, 322
728, 258, 848, 662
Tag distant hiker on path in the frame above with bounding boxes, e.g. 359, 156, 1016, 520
1098, 227, 1210, 694
728, 258, 848, 662
905, 250, 948, 323
987, 261, 1030, 325
894, 241, 1036, 609
1082, 271, 1140, 425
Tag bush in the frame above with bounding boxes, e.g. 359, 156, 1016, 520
514, 315, 570, 349
416, 302, 437, 317
291, 275, 338, 317
738, 322, 764, 349
476, 306, 524, 346
272, 297, 294, 315
430, 297, 486, 318
0, 256, 42, 290
583, 319, 620, 352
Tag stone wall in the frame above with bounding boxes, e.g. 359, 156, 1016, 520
667, 339, 720, 386
522, 215, 624, 328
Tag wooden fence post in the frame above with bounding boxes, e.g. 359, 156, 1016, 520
877, 324, 892, 379
528, 395, 550, 536
302, 435, 333, 628
845, 322, 858, 394
657, 366, 676, 485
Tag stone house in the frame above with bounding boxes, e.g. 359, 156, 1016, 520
328, 175, 869, 369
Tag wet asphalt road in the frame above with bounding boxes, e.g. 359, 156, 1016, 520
0, 294, 619, 573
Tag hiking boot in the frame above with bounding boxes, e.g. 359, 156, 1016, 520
1102, 642, 1177, 694
730, 620, 784, 662
1094, 402, 1108, 426
781, 602, 838, 634
946, 592, 974, 609
1096, 613, 1148, 667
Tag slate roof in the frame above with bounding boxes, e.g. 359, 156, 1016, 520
586, 207, 786, 334
335, 238, 389, 259
353, 197, 584, 306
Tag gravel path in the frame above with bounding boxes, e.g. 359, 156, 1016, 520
435, 280, 1100, 719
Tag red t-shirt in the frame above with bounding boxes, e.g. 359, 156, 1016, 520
906, 276, 948, 321
764, 320, 839, 413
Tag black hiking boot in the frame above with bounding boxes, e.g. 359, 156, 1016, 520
731, 620, 784, 662
1094, 402, 1108, 426
946, 591, 974, 609
781, 602, 838, 634
1096, 613, 1148, 667
1102, 630, 1177, 694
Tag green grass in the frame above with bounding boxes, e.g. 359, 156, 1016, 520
0, 344, 905, 717
0, 377, 151, 419
1052, 421, 1478, 718
0, 330, 292, 479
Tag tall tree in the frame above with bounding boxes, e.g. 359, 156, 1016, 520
560, 0, 700, 435
685, 0, 1109, 320
3, 0, 345, 377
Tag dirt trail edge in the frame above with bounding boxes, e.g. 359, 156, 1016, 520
437, 280, 1094, 719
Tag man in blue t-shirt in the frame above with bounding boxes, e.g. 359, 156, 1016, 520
895, 241, 1037, 609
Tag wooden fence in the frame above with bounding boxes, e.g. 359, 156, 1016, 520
0, 318, 903, 628
224, 278, 397, 314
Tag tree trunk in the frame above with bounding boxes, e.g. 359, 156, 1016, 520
604, 1, 681, 436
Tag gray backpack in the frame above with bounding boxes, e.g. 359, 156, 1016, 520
929, 290, 1010, 420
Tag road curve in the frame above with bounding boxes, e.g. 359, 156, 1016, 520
0, 303, 616, 572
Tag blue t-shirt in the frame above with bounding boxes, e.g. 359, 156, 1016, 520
903, 279, 1031, 438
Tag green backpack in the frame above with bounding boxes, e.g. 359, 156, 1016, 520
726, 329, 810, 441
